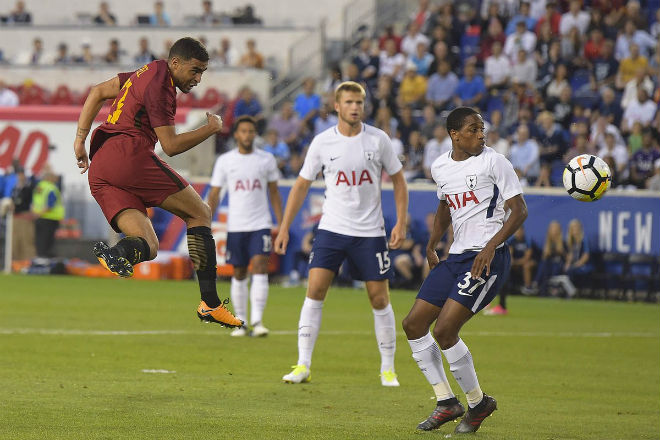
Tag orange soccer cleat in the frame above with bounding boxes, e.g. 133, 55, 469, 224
196, 300, 243, 328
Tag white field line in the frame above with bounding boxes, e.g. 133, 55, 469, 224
0, 328, 657, 338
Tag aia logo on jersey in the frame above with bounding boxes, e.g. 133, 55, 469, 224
234, 179, 263, 191
466, 174, 477, 190
446, 191, 480, 211
336, 170, 374, 186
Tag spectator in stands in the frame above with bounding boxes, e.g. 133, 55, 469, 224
199, 0, 219, 25
592, 39, 618, 89
485, 41, 511, 90
478, 17, 506, 62
410, 0, 432, 33
9, 165, 35, 261
53, 43, 72, 65
232, 5, 262, 25
262, 128, 291, 177
211, 38, 238, 67
589, 115, 624, 152
597, 87, 622, 126
549, 85, 573, 129
352, 38, 379, 89
396, 105, 419, 147
534, 21, 555, 66
509, 124, 540, 185
419, 104, 437, 141
103, 39, 126, 64
20, 37, 45, 65
233, 86, 265, 133
269, 101, 302, 152
486, 125, 510, 157
294, 78, 321, 130
379, 39, 406, 83
511, 48, 537, 87
8, 0, 31, 24
31, 169, 64, 260
403, 130, 424, 182
651, 10, 660, 39
560, 27, 585, 67
620, 67, 654, 110
378, 24, 402, 53
615, 20, 656, 61
74, 40, 95, 65
622, 89, 657, 134
149, 1, 171, 26
564, 218, 593, 288
535, 1, 561, 36
545, 63, 569, 100
134, 37, 157, 65
453, 61, 486, 108
313, 102, 337, 136
428, 40, 459, 72
629, 128, 660, 188
401, 22, 430, 57
370, 75, 397, 118
559, 0, 590, 36
535, 111, 566, 187
398, 62, 427, 108
425, 60, 458, 112
94, 2, 117, 25
0, 79, 19, 106
239, 39, 264, 69
390, 214, 422, 288
538, 40, 562, 89
598, 131, 629, 183
505, 1, 536, 35
563, 133, 594, 163
616, 43, 648, 88
646, 159, 660, 191
423, 124, 451, 179
530, 220, 565, 296
584, 28, 605, 62
504, 20, 537, 61
408, 41, 433, 76
509, 225, 538, 297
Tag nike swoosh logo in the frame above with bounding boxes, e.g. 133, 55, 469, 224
379, 268, 389, 274
576, 156, 587, 179
330, 156, 340, 161
199, 307, 215, 313
457, 291, 473, 297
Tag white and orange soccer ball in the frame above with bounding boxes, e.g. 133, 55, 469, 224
562, 154, 612, 202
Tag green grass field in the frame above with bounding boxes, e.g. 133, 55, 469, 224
1, 274, 658, 440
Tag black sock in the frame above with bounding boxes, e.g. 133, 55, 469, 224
187, 226, 220, 308
114, 237, 151, 265
437, 396, 459, 406
500, 292, 507, 309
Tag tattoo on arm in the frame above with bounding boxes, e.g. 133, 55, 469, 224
76, 127, 90, 140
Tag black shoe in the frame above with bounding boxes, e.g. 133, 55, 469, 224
454, 393, 497, 433
93, 242, 134, 278
417, 398, 465, 431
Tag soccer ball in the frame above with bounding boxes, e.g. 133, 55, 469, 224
563, 154, 611, 202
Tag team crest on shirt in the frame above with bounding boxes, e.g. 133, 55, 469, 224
466, 174, 477, 190
364, 151, 375, 161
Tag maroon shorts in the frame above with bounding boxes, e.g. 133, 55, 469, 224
88, 134, 188, 232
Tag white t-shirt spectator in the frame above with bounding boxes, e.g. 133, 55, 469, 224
379, 51, 406, 82
504, 31, 537, 60
423, 136, 452, 172
485, 54, 511, 86
511, 57, 538, 85
623, 99, 657, 128
401, 32, 430, 57
0, 87, 19, 107
559, 10, 590, 36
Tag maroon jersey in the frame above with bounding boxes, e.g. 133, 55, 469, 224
89, 59, 176, 159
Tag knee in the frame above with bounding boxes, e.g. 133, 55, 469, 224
432, 323, 457, 350
370, 295, 389, 310
402, 314, 426, 339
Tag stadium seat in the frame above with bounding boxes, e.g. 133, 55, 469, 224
195, 87, 226, 109
50, 85, 74, 105
596, 253, 628, 298
627, 254, 656, 299
77, 86, 92, 105
18, 84, 47, 105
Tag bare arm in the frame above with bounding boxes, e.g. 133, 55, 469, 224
73, 76, 121, 174
154, 112, 222, 157
273, 176, 313, 254
207, 186, 222, 220
426, 201, 452, 270
470, 194, 528, 278
389, 170, 409, 249
267, 181, 283, 229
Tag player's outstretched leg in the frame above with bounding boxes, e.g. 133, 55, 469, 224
188, 226, 242, 328
93, 236, 151, 278
454, 393, 497, 433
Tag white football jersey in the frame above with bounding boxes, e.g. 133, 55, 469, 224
210, 149, 280, 232
431, 146, 523, 254
299, 124, 403, 237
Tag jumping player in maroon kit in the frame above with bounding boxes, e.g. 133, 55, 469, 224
73, 37, 242, 328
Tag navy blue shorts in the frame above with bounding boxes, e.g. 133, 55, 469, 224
226, 229, 272, 267
417, 247, 511, 313
309, 229, 392, 281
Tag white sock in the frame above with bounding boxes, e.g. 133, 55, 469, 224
408, 332, 454, 401
230, 277, 249, 324
249, 274, 269, 326
373, 303, 396, 372
297, 297, 324, 368
442, 339, 484, 408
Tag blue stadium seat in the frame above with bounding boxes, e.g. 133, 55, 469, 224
627, 254, 656, 297
596, 252, 628, 295
569, 69, 591, 92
